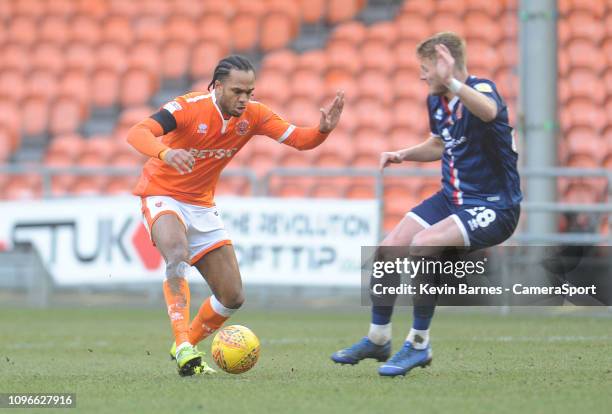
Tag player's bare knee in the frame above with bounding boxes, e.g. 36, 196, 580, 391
409, 233, 440, 257
165, 259, 190, 281
218, 289, 245, 309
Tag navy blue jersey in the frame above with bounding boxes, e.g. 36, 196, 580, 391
427, 75, 522, 208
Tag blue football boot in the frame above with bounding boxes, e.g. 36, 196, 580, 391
378, 342, 432, 377
331, 337, 391, 365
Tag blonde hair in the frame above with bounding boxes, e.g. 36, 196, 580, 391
416, 32, 467, 70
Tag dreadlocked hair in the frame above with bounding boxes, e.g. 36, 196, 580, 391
207, 55, 255, 91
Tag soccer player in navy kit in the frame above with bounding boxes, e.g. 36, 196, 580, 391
332, 32, 522, 376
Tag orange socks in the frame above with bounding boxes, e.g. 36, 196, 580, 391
188, 295, 237, 345
163, 278, 191, 346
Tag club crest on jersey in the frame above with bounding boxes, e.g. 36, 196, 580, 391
236, 119, 249, 136
435, 108, 444, 121
197, 123, 208, 134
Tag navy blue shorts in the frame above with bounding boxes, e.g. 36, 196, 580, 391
408, 191, 520, 251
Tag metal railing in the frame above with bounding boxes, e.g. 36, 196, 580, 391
1, 164, 610, 243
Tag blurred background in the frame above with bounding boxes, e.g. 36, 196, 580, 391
0, 0, 610, 307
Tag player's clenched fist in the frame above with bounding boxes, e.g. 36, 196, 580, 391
379, 151, 403, 170
162, 149, 195, 174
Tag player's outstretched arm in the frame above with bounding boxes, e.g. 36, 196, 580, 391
126, 118, 195, 175
379, 135, 444, 171
264, 91, 345, 151
434, 44, 498, 122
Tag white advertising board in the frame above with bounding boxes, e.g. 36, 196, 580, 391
0, 196, 379, 287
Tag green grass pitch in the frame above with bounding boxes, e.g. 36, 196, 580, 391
1, 307, 611, 413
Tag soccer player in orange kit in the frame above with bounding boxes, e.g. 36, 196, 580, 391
127, 55, 344, 376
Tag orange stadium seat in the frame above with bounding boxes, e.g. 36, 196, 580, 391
435, 0, 467, 17
355, 99, 391, 132
346, 181, 376, 199
0, 99, 21, 143
358, 71, 393, 105
200, 18, 234, 53
262, 50, 298, 74
64, 43, 96, 73
465, 12, 503, 45
330, 22, 367, 46
394, 39, 421, 71
269, 177, 311, 198
14, 0, 46, 17
133, 16, 165, 45
351, 152, 379, 168
91, 67, 120, 108
215, 176, 250, 196
69, 15, 101, 46
260, 10, 298, 52
4, 175, 42, 200
384, 184, 419, 216
253, 71, 290, 107
399, 0, 433, 19
498, 12, 518, 42
39, 16, 69, 45
83, 135, 116, 161
495, 67, 519, 102
47, 0, 76, 17
129, 42, 161, 77
565, 11, 605, 44
190, 43, 227, 80
49, 97, 85, 137
391, 99, 428, 135
96, 42, 127, 73
107, 0, 139, 19
165, 15, 198, 46
466, 0, 503, 17
71, 176, 105, 196
297, 0, 325, 24
395, 15, 429, 44
558, 0, 606, 19
27, 70, 59, 101
31, 43, 65, 75
310, 177, 350, 198
21, 97, 49, 137
58, 70, 91, 104
565, 127, 601, 161
567, 69, 605, 105
497, 39, 518, 71
202, 0, 236, 17
116, 106, 154, 134
7, 16, 38, 47
367, 21, 399, 46
101, 16, 134, 47
105, 176, 138, 196
360, 41, 396, 75
2, 43, 30, 72
285, 98, 321, 127
327, 0, 361, 24
140, 0, 170, 18
231, 1, 265, 51
431, 13, 465, 37
566, 39, 605, 74
296, 50, 328, 74
44, 152, 76, 197
161, 41, 191, 80
562, 183, 600, 204
562, 99, 606, 132
277, 150, 314, 168
0, 70, 26, 102
75, 0, 108, 19
47, 134, 85, 160
291, 70, 324, 101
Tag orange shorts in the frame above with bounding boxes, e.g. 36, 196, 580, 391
141, 196, 232, 265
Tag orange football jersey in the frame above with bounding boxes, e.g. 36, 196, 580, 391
133, 91, 309, 206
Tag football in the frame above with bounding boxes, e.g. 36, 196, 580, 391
211, 325, 260, 374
